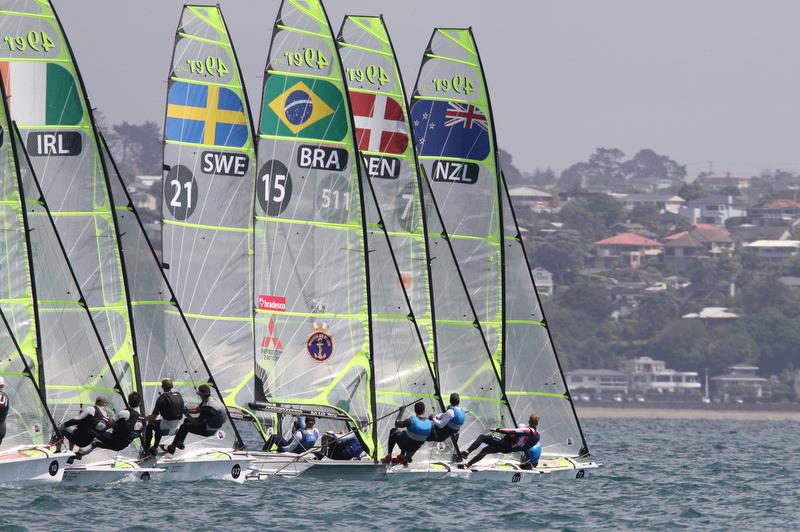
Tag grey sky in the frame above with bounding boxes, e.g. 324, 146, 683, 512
53, 0, 800, 177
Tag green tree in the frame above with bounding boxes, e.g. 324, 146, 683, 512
677, 181, 708, 201
621, 149, 686, 181
558, 282, 614, 320
531, 232, 586, 283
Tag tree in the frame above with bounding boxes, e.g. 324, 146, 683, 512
107, 121, 162, 178
559, 194, 624, 241
531, 232, 585, 283
621, 149, 686, 181
559, 148, 626, 188
558, 282, 614, 320
637, 292, 682, 332
498, 148, 525, 186
649, 318, 707, 370
677, 181, 708, 201
529, 168, 557, 187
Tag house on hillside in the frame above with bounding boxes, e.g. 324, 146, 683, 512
682, 307, 739, 322
622, 356, 702, 396
566, 369, 629, 396
730, 224, 792, 246
593, 233, 663, 269
508, 186, 555, 213
697, 173, 752, 191
619, 193, 685, 214
710, 365, 768, 402
609, 222, 658, 239
628, 176, 680, 193
662, 224, 733, 261
778, 276, 800, 290
531, 267, 554, 297
743, 240, 800, 260
678, 195, 747, 225
748, 199, 800, 223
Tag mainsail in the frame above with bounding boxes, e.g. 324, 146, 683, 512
412, 28, 588, 457
255, 0, 380, 455
0, 0, 139, 403
161, 5, 256, 419
102, 133, 243, 453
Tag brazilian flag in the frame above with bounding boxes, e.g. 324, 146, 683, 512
261, 74, 347, 141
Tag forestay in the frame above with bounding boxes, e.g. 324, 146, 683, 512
411, 29, 514, 447
0, 0, 139, 402
255, 0, 377, 455
161, 5, 256, 419
103, 134, 243, 454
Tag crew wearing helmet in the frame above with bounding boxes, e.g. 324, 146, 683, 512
0, 377, 8, 447
162, 384, 226, 454
382, 401, 432, 465
266, 416, 320, 454
61, 397, 110, 451
143, 378, 185, 456
69, 392, 145, 462
427, 393, 465, 443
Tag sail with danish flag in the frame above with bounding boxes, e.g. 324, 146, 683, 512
350, 92, 408, 154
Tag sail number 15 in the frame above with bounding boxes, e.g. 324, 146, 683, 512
3, 31, 55, 53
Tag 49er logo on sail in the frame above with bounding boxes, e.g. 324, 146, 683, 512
307, 321, 333, 362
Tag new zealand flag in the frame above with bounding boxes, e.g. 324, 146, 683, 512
410, 100, 490, 160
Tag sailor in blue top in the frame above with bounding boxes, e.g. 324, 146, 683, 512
266, 416, 321, 454
320, 430, 365, 460
382, 401, 432, 465
427, 392, 465, 443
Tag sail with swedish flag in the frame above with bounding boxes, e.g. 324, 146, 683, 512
161, 5, 259, 436
0, 0, 140, 417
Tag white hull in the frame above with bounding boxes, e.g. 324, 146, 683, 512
469, 458, 600, 483
148, 450, 252, 483
0, 448, 72, 486
386, 461, 470, 482
62, 458, 163, 486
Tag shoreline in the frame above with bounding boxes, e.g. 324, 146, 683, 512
576, 404, 800, 421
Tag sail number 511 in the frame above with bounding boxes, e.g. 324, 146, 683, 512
432, 76, 474, 95
3, 31, 55, 52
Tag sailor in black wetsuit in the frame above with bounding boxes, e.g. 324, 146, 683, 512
61, 396, 110, 451
382, 401, 432, 465
163, 384, 226, 454
143, 378, 185, 456
0, 377, 8, 447
460, 413, 541, 468
70, 392, 145, 462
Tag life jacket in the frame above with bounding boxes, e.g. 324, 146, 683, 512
160, 391, 184, 421
510, 426, 540, 452
445, 406, 465, 431
525, 441, 542, 466
296, 428, 319, 452
407, 416, 432, 442
198, 396, 226, 430
0, 391, 8, 424
80, 405, 109, 433
115, 408, 144, 442
341, 434, 363, 458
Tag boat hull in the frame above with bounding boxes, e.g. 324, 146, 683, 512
0, 449, 71, 486
147, 451, 252, 483
469, 458, 600, 482
62, 459, 163, 486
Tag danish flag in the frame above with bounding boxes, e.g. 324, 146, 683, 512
350, 91, 408, 154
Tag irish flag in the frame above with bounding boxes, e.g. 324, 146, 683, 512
0, 62, 83, 126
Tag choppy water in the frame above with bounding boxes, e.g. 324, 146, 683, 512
2, 417, 799, 531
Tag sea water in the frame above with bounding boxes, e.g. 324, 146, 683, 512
2, 417, 798, 531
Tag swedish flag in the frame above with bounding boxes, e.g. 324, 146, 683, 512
166, 81, 248, 147
260, 75, 346, 141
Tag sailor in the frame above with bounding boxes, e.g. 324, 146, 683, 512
427, 392, 465, 443
520, 441, 542, 470
70, 392, 145, 462
162, 384, 226, 454
142, 378, 185, 456
460, 413, 540, 468
320, 430, 365, 460
382, 401, 432, 465
0, 377, 8, 447
267, 416, 320, 454
61, 396, 110, 451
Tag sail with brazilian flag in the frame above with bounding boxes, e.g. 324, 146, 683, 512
161, 5, 259, 437
0, 0, 140, 423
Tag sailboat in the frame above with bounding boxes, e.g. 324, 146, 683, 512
160, 4, 261, 449
410, 28, 599, 481
102, 134, 252, 482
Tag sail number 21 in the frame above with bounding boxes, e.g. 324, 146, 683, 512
3, 31, 55, 52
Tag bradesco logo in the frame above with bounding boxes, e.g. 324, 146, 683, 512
258, 295, 286, 312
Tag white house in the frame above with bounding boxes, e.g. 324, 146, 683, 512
531, 267, 554, 297
678, 195, 747, 225
743, 240, 800, 261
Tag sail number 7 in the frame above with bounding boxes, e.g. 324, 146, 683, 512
3, 31, 55, 52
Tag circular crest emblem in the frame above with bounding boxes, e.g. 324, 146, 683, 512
307, 321, 334, 362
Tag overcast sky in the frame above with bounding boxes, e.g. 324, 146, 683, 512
53, 0, 800, 177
